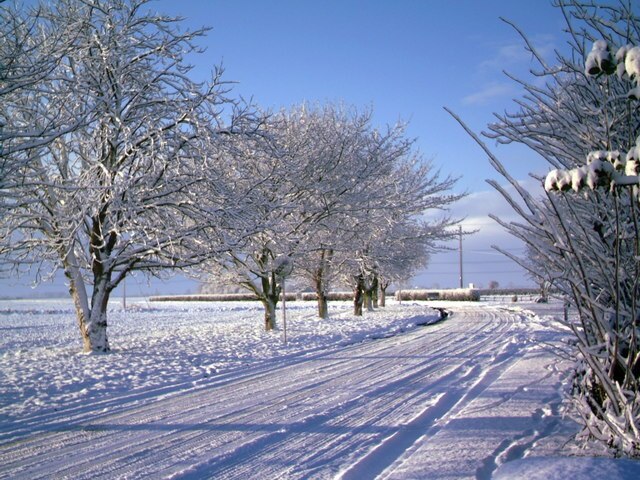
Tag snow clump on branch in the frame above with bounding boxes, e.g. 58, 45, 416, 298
624, 46, 640, 80
585, 39, 615, 76
544, 148, 638, 193
546, 40, 640, 197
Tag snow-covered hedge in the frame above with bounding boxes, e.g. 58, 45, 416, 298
395, 288, 480, 302
151, 292, 355, 302
150, 293, 298, 302
297, 291, 354, 301
152, 290, 483, 303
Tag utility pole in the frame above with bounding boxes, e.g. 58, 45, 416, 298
0, 119, 4, 156
122, 276, 127, 311
281, 277, 287, 345
458, 225, 463, 288
275, 257, 293, 345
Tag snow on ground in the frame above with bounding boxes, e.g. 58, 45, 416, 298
0, 298, 439, 423
1, 297, 639, 479
493, 456, 640, 480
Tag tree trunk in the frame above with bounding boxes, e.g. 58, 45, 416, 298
68, 282, 92, 352
313, 248, 332, 319
261, 271, 280, 331
87, 275, 111, 352
64, 251, 111, 353
371, 275, 379, 309
263, 296, 277, 331
353, 274, 364, 316
317, 291, 329, 319
364, 275, 377, 312
314, 267, 329, 319
67, 278, 111, 352
364, 289, 373, 312
380, 284, 387, 307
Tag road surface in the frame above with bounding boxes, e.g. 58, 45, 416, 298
0, 304, 572, 479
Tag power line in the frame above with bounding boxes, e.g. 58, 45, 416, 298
434, 248, 527, 254
428, 259, 521, 265
424, 270, 526, 274
468, 248, 527, 253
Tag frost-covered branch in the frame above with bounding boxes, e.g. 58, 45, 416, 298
1, 0, 254, 352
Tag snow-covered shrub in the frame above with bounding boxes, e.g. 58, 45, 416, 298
545, 41, 640, 200
543, 38, 640, 456
450, 1, 640, 457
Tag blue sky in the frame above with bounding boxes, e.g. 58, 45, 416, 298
154, 0, 567, 291
151, 0, 563, 184
153, 0, 565, 291
2, 0, 570, 297
153, 0, 563, 182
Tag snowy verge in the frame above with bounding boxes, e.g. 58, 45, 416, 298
493, 456, 640, 479
489, 301, 640, 479
0, 298, 441, 427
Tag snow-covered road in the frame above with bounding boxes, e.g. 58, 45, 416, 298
0, 303, 572, 479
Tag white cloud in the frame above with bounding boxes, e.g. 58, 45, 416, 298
461, 82, 517, 106
479, 35, 557, 72
462, 34, 558, 107
454, 178, 539, 221
479, 43, 531, 70
414, 179, 543, 289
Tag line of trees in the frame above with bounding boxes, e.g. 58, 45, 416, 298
450, 0, 640, 457
0, 0, 461, 351
202, 104, 461, 330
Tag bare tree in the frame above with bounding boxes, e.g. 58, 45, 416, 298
344, 126, 461, 316
0, 0, 247, 352
288, 105, 388, 319
374, 218, 455, 306
290, 107, 460, 319
205, 105, 336, 330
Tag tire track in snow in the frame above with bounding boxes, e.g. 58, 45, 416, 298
174, 307, 521, 479
0, 306, 510, 478
24, 321, 485, 474
337, 315, 523, 480
0, 305, 545, 479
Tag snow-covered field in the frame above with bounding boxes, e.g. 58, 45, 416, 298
0, 298, 441, 422
1, 298, 639, 479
